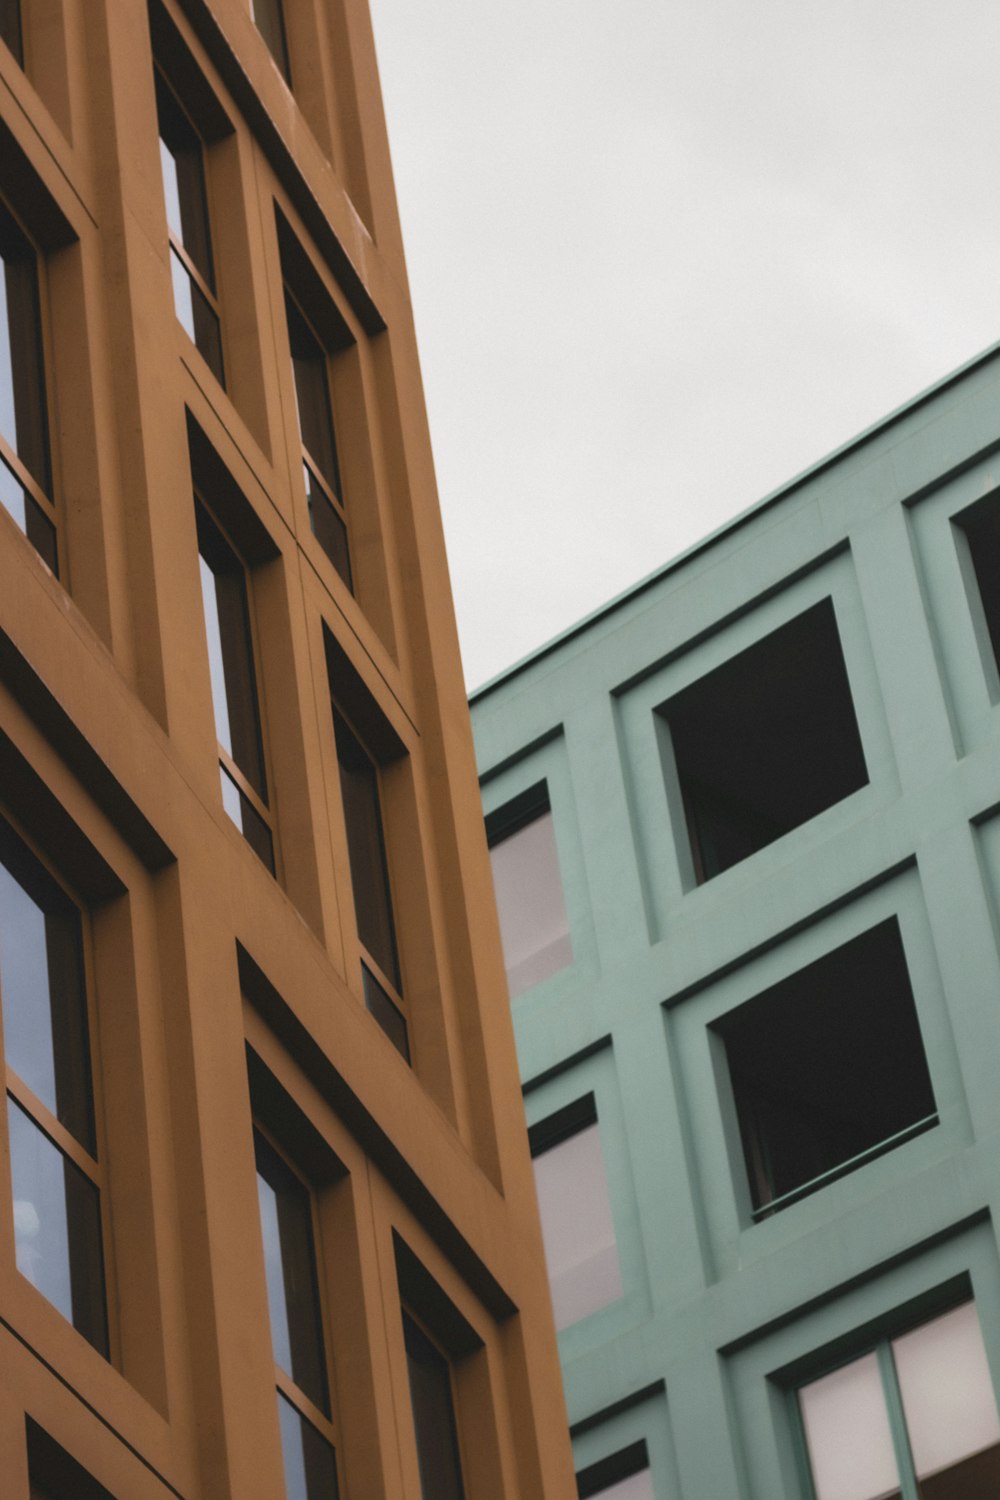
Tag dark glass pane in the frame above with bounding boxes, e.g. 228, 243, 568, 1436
0, 201, 51, 494
253, 0, 292, 84
277, 1392, 339, 1500
0, 0, 23, 66
170, 249, 225, 386
8, 1097, 108, 1356
196, 504, 267, 798
403, 1312, 465, 1500
220, 765, 275, 874
254, 1131, 329, 1413
305, 464, 352, 590
332, 711, 401, 990
362, 965, 409, 1062
0, 455, 58, 572
285, 292, 342, 499
155, 73, 215, 288
0, 819, 94, 1153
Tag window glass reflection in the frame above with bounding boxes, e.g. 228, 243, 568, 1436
894, 1302, 1000, 1492
277, 1391, 339, 1500
8, 1097, 107, 1355
0, 198, 51, 494
0, 822, 93, 1151
532, 1119, 623, 1329
490, 806, 572, 999
403, 1312, 465, 1500
255, 1131, 329, 1413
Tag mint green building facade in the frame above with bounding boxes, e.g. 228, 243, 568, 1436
470, 344, 1000, 1499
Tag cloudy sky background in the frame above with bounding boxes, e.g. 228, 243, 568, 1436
368, 0, 1000, 690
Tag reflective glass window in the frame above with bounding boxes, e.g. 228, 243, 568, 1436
798, 1301, 1000, 1500
0, 816, 107, 1355
403, 1310, 466, 1500
530, 1098, 623, 1330
488, 790, 572, 999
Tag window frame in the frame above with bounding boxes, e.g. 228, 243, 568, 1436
528, 1092, 625, 1331
153, 61, 226, 386
195, 491, 278, 875
253, 1119, 343, 1500
0, 189, 59, 572
0, 810, 113, 1360
791, 1296, 1000, 1500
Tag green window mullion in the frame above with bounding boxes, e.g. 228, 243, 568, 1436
877, 1340, 920, 1500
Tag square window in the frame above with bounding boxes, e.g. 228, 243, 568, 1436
487, 783, 572, 999
715, 918, 937, 1218
797, 1300, 1000, 1498
529, 1095, 623, 1329
662, 599, 868, 883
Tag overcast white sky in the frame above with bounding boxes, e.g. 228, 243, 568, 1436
368, 0, 1000, 691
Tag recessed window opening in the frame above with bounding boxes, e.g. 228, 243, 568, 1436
0, 814, 108, 1355
284, 283, 352, 589
664, 598, 868, 884
0, 1, 23, 68
529, 1094, 624, 1329
956, 493, 1000, 692
27, 1419, 115, 1499
252, 0, 291, 83
486, 783, 572, 999
195, 498, 275, 873
797, 1299, 1000, 1499
254, 1127, 341, 1500
0, 194, 57, 571
154, 66, 225, 384
403, 1310, 466, 1500
716, 919, 937, 1220
332, 704, 408, 1060
576, 1440, 653, 1500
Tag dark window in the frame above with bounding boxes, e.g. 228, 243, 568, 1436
155, 67, 225, 384
283, 284, 352, 589
716, 919, 937, 1218
0, 195, 57, 570
0, 817, 108, 1355
957, 494, 1000, 684
333, 706, 407, 1059
26, 1419, 114, 1500
0, 0, 22, 66
797, 1301, 1000, 1499
664, 599, 868, 883
254, 1129, 340, 1500
403, 1311, 466, 1500
576, 1440, 652, 1500
195, 499, 275, 872
252, 0, 291, 83
487, 783, 572, 998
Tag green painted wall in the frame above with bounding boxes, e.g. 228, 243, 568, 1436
471, 342, 1000, 1498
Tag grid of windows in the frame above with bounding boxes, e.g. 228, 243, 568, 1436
155, 65, 225, 385
0, 194, 56, 571
797, 1300, 1000, 1499
255, 1129, 341, 1500
195, 497, 276, 873
0, 816, 107, 1356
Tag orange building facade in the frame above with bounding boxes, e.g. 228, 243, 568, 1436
0, 3, 574, 1496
